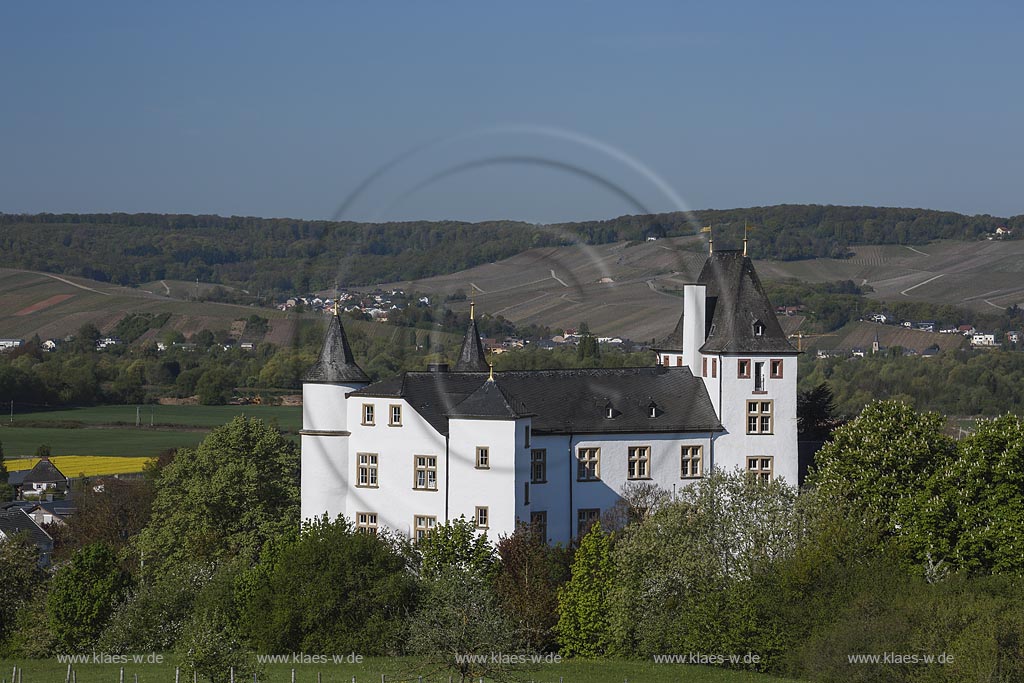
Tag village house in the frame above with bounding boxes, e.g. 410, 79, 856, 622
0, 507, 54, 566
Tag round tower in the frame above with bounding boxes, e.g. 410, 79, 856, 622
300, 305, 370, 521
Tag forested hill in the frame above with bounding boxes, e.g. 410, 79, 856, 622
1, 205, 1019, 294
559, 204, 1022, 259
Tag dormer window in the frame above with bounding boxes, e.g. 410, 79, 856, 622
605, 403, 616, 419
753, 320, 766, 337
648, 402, 659, 418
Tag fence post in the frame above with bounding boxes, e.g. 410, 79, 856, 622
175, 667, 180, 683
119, 666, 124, 683
230, 667, 235, 683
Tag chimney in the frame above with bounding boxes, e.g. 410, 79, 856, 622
682, 284, 707, 370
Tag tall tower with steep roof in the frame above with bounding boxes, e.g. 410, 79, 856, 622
655, 250, 799, 483
300, 306, 370, 521
453, 301, 489, 372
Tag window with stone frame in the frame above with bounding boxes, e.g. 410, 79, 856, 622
414, 455, 437, 490
577, 447, 601, 481
680, 445, 703, 478
627, 445, 651, 479
356, 452, 378, 488
746, 400, 773, 434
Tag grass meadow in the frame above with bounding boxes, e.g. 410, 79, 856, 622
0, 406, 301, 458
0, 656, 801, 683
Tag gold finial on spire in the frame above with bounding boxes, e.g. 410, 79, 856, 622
488, 362, 494, 381
701, 225, 713, 254
470, 299, 476, 320
333, 300, 340, 316
743, 222, 749, 257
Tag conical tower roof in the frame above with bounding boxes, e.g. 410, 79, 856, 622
454, 303, 489, 372
697, 250, 796, 354
304, 308, 370, 383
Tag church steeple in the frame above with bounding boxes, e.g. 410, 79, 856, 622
304, 306, 370, 383
454, 303, 489, 372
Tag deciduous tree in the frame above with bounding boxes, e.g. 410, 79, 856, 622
134, 416, 298, 575
556, 522, 613, 657
238, 515, 417, 654
47, 543, 130, 651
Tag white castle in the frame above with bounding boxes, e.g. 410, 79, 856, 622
301, 250, 797, 544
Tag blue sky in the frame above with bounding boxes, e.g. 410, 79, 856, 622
1, 1, 1021, 222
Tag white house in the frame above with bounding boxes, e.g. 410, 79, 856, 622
971, 333, 998, 347
301, 250, 798, 544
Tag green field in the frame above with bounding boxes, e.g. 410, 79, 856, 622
0, 405, 301, 458
9, 405, 302, 431
0, 425, 205, 458
0, 656, 801, 683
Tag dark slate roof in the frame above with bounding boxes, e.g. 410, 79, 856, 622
655, 310, 687, 352
32, 500, 77, 518
698, 251, 797, 354
8, 471, 27, 486
453, 319, 488, 372
352, 366, 722, 436
304, 311, 370, 383
0, 508, 53, 549
446, 379, 531, 419
21, 457, 67, 485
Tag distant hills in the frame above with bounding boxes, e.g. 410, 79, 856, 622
393, 238, 1024, 342
0, 268, 456, 348
1, 205, 1019, 296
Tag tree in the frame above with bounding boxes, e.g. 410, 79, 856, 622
556, 522, 614, 657
797, 383, 838, 439
608, 470, 798, 658
495, 524, 567, 652
808, 400, 956, 565
97, 562, 216, 653
71, 323, 101, 353
576, 334, 600, 362
196, 367, 234, 405
0, 440, 13, 502
238, 516, 417, 654
60, 478, 154, 561
134, 416, 299, 576
407, 517, 525, 681
176, 563, 259, 683
417, 516, 497, 581
947, 415, 1024, 575
600, 481, 670, 532
0, 534, 47, 650
47, 543, 131, 652
408, 571, 525, 683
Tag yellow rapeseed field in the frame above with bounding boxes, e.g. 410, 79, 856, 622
3, 455, 153, 477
